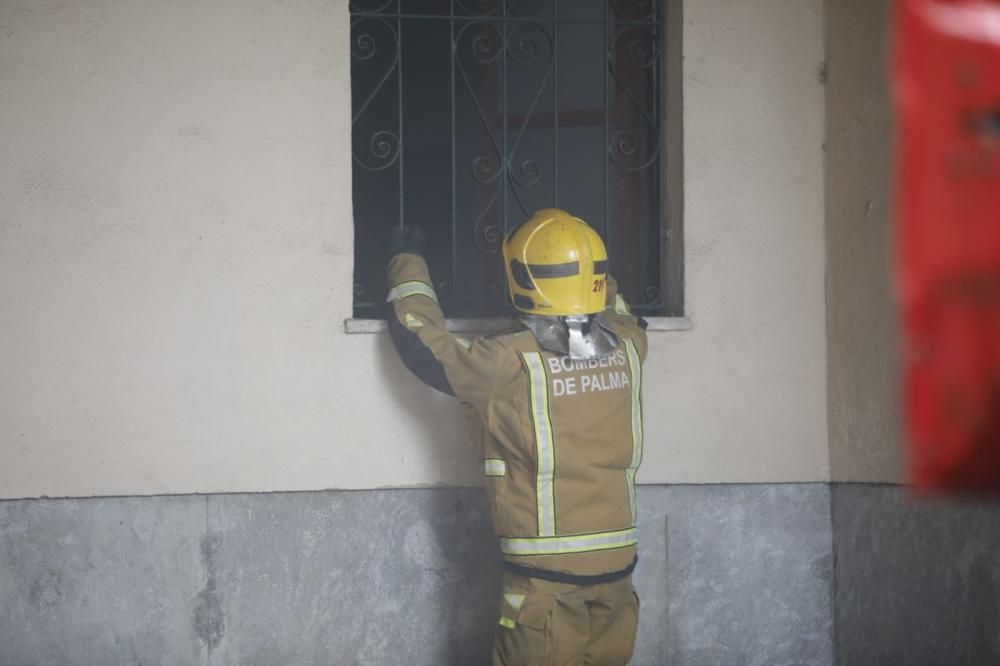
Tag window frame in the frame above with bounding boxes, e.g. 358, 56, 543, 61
345, 0, 686, 332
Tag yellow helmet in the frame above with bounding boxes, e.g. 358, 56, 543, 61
502, 208, 608, 316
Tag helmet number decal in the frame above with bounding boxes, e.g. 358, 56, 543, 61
592, 278, 606, 293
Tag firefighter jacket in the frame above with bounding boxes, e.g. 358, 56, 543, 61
386, 253, 648, 577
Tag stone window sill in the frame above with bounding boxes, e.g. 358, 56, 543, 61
343, 317, 692, 334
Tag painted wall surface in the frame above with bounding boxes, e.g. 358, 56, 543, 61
0, 0, 827, 498
824, 0, 901, 482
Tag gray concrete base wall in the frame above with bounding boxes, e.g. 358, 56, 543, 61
832, 484, 1000, 666
7, 484, 998, 665
1, 485, 833, 666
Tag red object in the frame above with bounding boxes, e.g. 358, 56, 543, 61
894, 0, 1000, 491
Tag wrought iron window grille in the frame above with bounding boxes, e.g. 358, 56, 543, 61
350, 0, 678, 319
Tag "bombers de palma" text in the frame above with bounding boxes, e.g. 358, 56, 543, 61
546, 350, 631, 397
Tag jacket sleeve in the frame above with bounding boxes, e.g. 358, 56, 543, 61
385, 252, 504, 411
602, 276, 649, 362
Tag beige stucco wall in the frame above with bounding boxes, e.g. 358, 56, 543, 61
0, 0, 827, 499
825, 0, 902, 482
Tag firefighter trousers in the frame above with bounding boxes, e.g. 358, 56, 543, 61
491, 570, 639, 665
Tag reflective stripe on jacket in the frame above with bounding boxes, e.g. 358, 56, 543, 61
386, 252, 648, 577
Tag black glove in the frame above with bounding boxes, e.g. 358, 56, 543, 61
388, 226, 426, 258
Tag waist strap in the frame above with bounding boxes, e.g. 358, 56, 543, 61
504, 556, 637, 586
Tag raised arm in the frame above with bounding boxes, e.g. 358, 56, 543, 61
385, 228, 503, 411
602, 275, 649, 362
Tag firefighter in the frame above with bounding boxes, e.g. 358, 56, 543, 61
386, 208, 647, 665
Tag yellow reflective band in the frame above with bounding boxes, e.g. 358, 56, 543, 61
386, 280, 438, 303
503, 593, 525, 611
404, 313, 424, 329
456, 337, 472, 350
624, 340, 644, 525
499, 616, 516, 629
501, 527, 638, 556
521, 352, 556, 537
615, 294, 631, 315
484, 458, 507, 477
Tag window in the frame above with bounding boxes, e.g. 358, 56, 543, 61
350, 0, 681, 319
